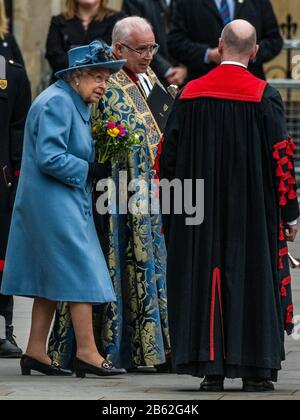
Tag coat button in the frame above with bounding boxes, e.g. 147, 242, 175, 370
7, 182, 12, 188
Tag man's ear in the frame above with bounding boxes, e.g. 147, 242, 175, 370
250, 44, 259, 61
113, 43, 123, 59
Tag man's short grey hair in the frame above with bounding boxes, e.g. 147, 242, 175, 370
221, 23, 257, 55
112, 16, 154, 46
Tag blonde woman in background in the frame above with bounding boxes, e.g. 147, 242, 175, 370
46, 0, 124, 82
0, 0, 24, 65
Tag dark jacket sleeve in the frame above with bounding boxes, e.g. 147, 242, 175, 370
122, 0, 142, 15
10, 68, 31, 166
151, 54, 172, 80
263, 86, 299, 223
167, 0, 208, 70
9, 67, 31, 207
10, 35, 25, 67
46, 16, 69, 74
255, 0, 283, 65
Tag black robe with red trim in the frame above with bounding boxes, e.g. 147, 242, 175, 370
158, 64, 299, 381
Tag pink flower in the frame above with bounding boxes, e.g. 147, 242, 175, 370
107, 122, 116, 129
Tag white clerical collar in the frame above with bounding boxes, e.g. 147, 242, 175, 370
221, 61, 247, 69
137, 73, 153, 98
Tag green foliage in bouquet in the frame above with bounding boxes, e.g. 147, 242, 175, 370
92, 115, 141, 164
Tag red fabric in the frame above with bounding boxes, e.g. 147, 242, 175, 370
14, 169, 20, 177
273, 138, 297, 208
281, 276, 292, 298
286, 305, 294, 325
278, 247, 289, 271
279, 247, 289, 258
181, 65, 267, 103
210, 267, 225, 361
123, 67, 139, 84
279, 224, 285, 241
0, 260, 4, 272
154, 136, 165, 179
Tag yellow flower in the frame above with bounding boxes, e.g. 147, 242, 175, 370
107, 128, 120, 138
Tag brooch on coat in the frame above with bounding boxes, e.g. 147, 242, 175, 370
0, 79, 7, 90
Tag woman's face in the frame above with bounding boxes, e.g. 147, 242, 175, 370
76, 0, 101, 9
75, 68, 110, 104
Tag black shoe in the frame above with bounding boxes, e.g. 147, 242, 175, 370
74, 358, 127, 378
200, 376, 225, 392
156, 354, 174, 373
243, 379, 275, 393
20, 355, 73, 376
0, 327, 22, 359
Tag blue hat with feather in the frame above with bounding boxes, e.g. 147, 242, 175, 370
55, 40, 126, 79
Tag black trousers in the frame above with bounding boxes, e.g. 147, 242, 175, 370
0, 272, 13, 326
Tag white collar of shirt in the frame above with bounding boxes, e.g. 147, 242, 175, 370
137, 73, 153, 98
221, 61, 247, 69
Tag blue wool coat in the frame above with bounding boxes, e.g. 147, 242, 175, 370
1, 80, 116, 303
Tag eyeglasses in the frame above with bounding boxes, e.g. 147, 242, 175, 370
83, 72, 109, 85
120, 43, 160, 58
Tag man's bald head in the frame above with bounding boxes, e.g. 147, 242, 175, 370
219, 20, 258, 63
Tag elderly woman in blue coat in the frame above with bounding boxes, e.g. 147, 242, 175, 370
0, 41, 126, 377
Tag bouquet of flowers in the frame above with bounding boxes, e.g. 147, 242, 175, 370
92, 115, 141, 164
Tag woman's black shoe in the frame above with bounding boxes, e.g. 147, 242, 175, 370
20, 355, 73, 376
200, 376, 225, 392
243, 379, 275, 392
74, 358, 127, 378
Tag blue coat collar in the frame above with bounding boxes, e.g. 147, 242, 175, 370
56, 79, 91, 122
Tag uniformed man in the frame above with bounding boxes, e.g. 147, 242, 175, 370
0, 55, 31, 358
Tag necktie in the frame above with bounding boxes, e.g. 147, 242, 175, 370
220, 0, 231, 25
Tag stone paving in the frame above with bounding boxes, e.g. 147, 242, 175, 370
0, 241, 300, 400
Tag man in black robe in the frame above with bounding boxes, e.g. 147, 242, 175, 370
158, 20, 299, 392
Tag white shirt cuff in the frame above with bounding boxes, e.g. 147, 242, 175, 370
287, 219, 298, 226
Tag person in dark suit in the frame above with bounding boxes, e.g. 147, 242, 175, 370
46, 0, 125, 82
0, 55, 31, 358
0, 0, 24, 65
123, 0, 187, 86
168, 0, 283, 80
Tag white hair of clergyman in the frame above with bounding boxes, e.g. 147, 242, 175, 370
112, 16, 154, 47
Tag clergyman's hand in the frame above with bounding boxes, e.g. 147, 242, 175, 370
285, 224, 298, 242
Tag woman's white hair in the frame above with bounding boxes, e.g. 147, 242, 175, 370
63, 68, 85, 82
112, 16, 154, 47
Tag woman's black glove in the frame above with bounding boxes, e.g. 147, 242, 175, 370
88, 161, 112, 181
